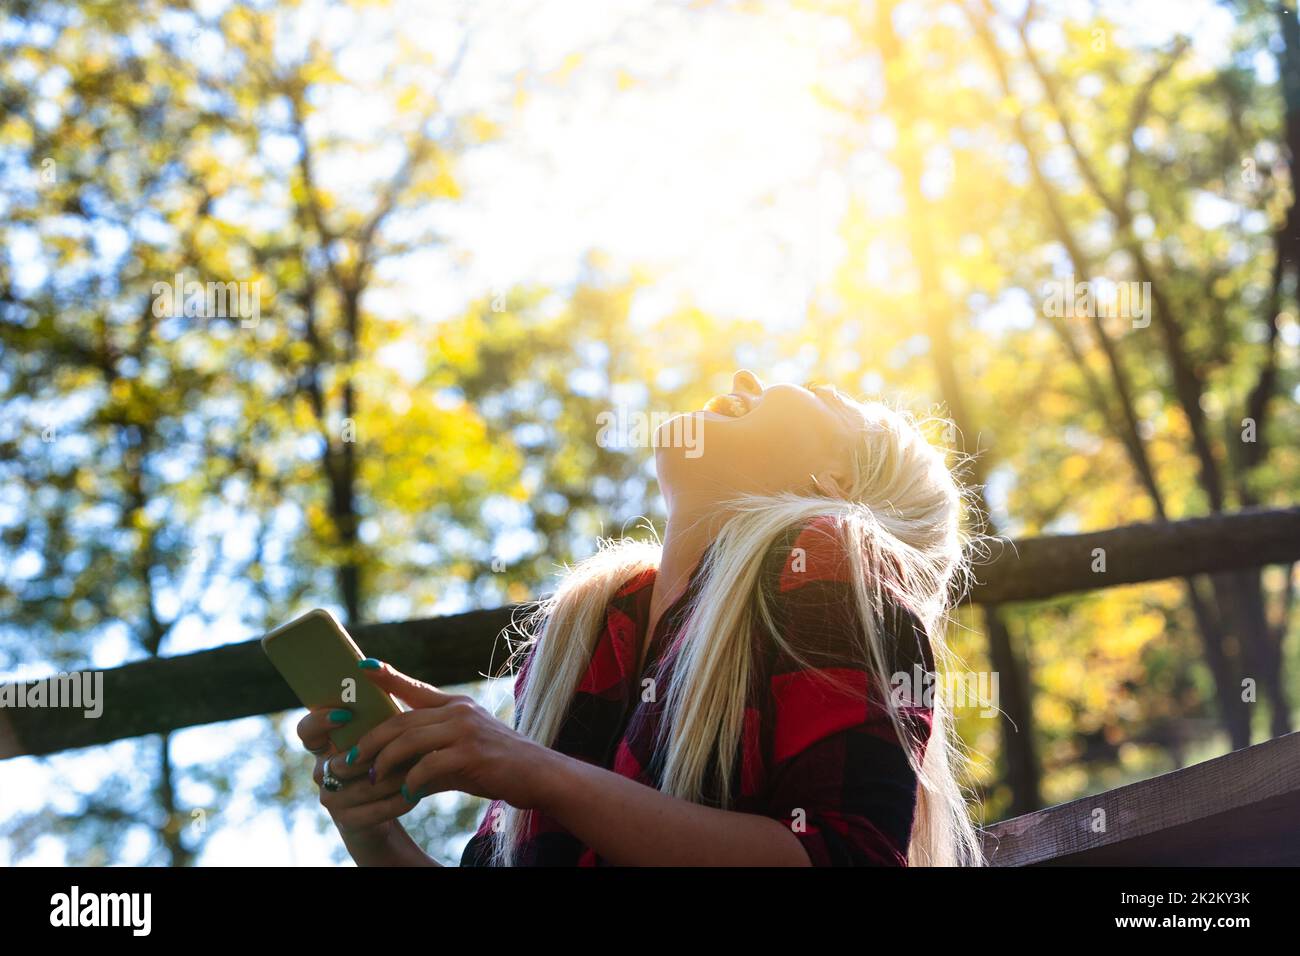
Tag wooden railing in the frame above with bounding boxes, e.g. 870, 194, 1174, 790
981, 731, 1300, 865
2, 506, 1298, 864
3, 506, 1297, 760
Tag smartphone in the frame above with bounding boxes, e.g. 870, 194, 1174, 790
261, 608, 402, 751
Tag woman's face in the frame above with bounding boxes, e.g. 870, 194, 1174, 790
655, 369, 859, 504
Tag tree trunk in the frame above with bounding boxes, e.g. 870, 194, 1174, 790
874, 0, 1042, 810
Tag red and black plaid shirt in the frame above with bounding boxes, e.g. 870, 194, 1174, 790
462, 517, 934, 866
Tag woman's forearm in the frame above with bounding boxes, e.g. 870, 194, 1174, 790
531, 748, 811, 866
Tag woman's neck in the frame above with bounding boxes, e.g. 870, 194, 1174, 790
645, 493, 725, 653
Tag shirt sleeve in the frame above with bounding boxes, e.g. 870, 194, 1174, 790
757, 518, 934, 867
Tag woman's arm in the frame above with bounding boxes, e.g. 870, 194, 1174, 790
531, 746, 811, 866
343, 661, 813, 866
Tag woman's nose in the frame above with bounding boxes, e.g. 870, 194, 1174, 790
732, 369, 764, 396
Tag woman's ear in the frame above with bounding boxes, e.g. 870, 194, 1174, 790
809, 471, 849, 499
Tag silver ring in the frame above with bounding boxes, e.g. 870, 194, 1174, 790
321, 756, 343, 792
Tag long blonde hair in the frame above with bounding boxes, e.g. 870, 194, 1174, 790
490, 399, 984, 866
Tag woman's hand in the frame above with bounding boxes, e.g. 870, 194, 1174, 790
336, 660, 560, 811
296, 707, 436, 865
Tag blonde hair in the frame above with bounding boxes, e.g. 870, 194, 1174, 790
490, 399, 984, 866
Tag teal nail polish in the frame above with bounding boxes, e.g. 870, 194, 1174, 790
328, 709, 353, 724
345, 745, 360, 765
401, 784, 421, 804
358, 658, 381, 670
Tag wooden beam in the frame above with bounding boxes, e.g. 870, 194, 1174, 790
0, 606, 520, 760
969, 506, 1300, 604
2, 506, 1298, 759
981, 732, 1300, 865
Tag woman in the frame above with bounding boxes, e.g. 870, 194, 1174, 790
297, 370, 983, 866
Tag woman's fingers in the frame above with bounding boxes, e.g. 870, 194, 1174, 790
306, 665, 478, 833
297, 707, 354, 754
402, 749, 461, 802
331, 791, 417, 832
359, 659, 458, 710
353, 701, 461, 767
318, 756, 404, 806
328, 743, 375, 782
371, 722, 462, 783
315, 752, 346, 788
301, 693, 435, 840
313, 751, 412, 841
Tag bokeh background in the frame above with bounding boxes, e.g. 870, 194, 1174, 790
1, 0, 1297, 864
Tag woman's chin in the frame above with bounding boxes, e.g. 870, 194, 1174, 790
652, 412, 712, 463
